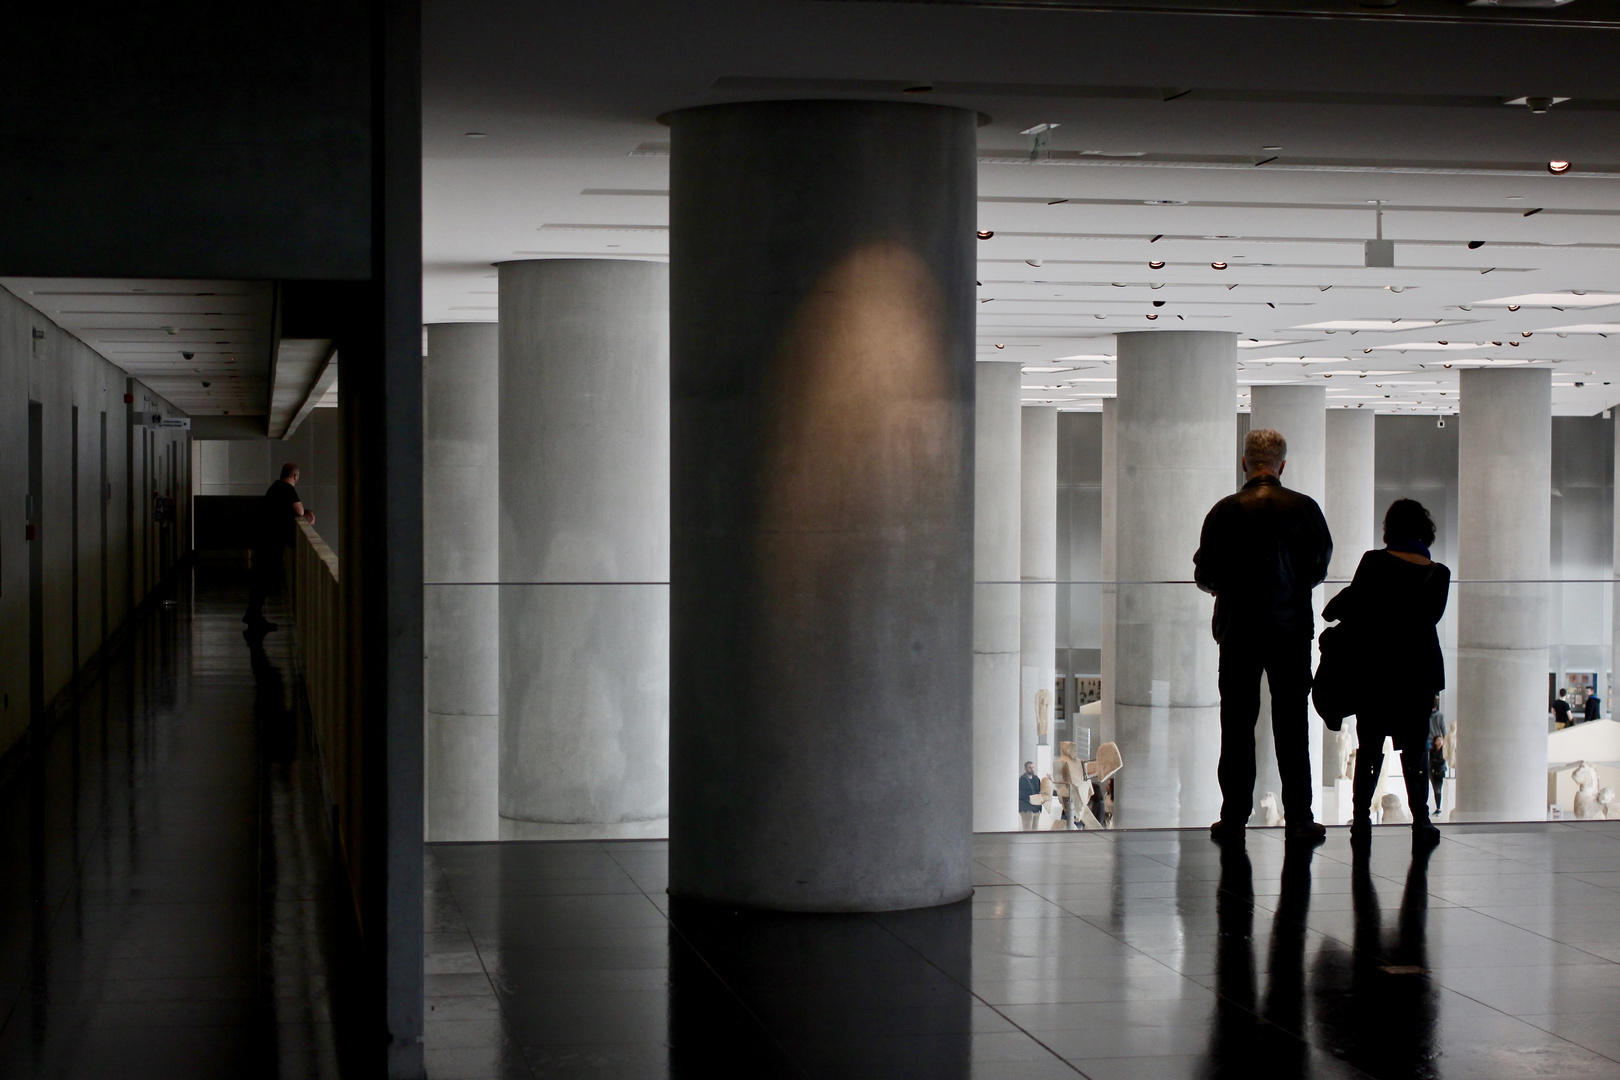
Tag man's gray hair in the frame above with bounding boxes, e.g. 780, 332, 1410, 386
1244, 428, 1287, 473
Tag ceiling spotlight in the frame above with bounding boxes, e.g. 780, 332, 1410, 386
1211, 261, 1228, 270
1492, 341, 1502, 346
1153, 300, 1166, 307
1526, 97, 1555, 114
201, 381, 211, 388
1025, 259, 1043, 267
1438, 340, 1449, 345
1510, 340, 1520, 346
1522, 331, 1533, 337
464, 132, 488, 138
1147, 313, 1159, 320
902, 82, 934, 94
1149, 260, 1165, 269
1261, 145, 1282, 151
1548, 160, 1572, 174
994, 343, 1005, 349
181, 351, 194, 359
1150, 234, 1164, 243
1507, 304, 1521, 311
977, 230, 994, 240
1468, 240, 1486, 249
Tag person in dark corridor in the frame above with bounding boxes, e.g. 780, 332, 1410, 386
244, 463, 315, 632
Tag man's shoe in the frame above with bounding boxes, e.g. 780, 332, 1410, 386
1284, 820, 1327, 844
1210, 820, 1246, 843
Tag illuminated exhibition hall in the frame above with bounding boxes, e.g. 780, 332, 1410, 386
8, 2, 1620, 1077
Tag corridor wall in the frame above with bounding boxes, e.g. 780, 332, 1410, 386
0, 283, 190, 761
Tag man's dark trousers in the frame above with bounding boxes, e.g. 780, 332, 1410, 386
1217, 632, 1314, 825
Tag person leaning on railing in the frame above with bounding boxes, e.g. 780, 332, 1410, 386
1321, 498, 1451, 848
244, 462, 316, 633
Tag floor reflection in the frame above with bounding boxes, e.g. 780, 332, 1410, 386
432, 827, 1620, 1079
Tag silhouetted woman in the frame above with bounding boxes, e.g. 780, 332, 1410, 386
1321, 498, 1450, 846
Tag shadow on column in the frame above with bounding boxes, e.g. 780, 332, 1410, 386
669, 897, 973, 1079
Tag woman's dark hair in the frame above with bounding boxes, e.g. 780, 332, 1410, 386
1383, 498, 1436, 547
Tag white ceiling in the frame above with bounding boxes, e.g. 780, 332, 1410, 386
0, 277, 274, 416
422, 0, 1620, 415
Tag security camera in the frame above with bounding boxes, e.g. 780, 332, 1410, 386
181, 351, 195, 359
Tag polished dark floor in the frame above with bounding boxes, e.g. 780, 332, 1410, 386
428, 824, 1620, 1080
0, 571, 354, 1078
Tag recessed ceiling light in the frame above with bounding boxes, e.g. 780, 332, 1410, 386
902, 83, 933, 94
1147, 313, 1159, 320
1149, 260, 1165, 269
465, 132, 488, 138
1548, 160, 1572, 174
1144, 200, 1187, 205
977, 231, 994, 240
1468, 241, 1485, 249
995, 343, 1005, 349
1153, 300, 1166, 307
1211, 262, 1228, 270
1508, 304, 1520, 311
1506, 195, 1524, 200
1261, 145, 1282, 151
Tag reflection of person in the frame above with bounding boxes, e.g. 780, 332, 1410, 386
244, 463, 316, 631
1195, 427, 1333, 843
1322, 498, 1450, 847
1553, 688, 1571, 728
1586, 691, 1602, 723
1018, 761, 1041, 831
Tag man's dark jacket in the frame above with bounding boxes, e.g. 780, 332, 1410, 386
1018, 772, 1041, 813
1193, 474, 1333, 644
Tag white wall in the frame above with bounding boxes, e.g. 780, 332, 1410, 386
0, 283, 188, 759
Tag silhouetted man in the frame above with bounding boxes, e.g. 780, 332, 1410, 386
244, 463, 315, 631
1194, 428, 1332, 843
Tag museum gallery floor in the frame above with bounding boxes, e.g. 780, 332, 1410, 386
425, 824, 1620, 1079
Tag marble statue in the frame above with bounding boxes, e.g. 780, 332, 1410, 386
1379, 791, 1411, 825
1035, 688, 1051, 741
1258, 791, 1283, 827
1334, 715, 1359, 782
1573, 762, 1605, 820
1599, 786, 1618, 820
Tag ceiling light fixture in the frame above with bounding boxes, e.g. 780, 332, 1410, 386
1147, 313, 1158, 320
977, 231, 994, 240
1261, 145, 1282, 151
902, 82, 933, 93
464, 132, 487, 138
1153, 300, 1166, 307
1149, 260, 1165, 269
1150, 234, 1164, 243
1508, 304, 1520, 311
1212, 262, 1228, 270
1468, 241, 1485, 249
995, 343, 1005, 349
1548, 160, 1572, 174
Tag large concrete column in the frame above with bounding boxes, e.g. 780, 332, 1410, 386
424, 322, 500, 841
1021, 406, 1058, 778
1324, 409, 1376, 599
497, 259, 670, 827
1113, 332, 1236, 827
974, 363, 1023, 831
1455, 367, 1551, 820
668, 100, 976, 911
1101, 397, 1117, 747
1248, 385, 1326, 823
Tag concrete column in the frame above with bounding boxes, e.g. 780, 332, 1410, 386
668, 100, 976, 911
1248, 386, 1326, 823
1455, 367, 1551, 821
974, 363, 1022, 831
1101, 397, 1117, 747
1021, 406, 1058, 779
1113, 332, 1235, 827
497, 259, 670, 827
424, 322, 500, 841
1325, 410, 1376, 599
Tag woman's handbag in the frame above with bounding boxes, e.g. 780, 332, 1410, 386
1312, 619, 1360, 731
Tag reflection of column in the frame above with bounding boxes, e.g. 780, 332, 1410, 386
974, 363, 1022, 832
1247, 386, 1326, 824
1455, 367, 1550, 820
424, 322, 499, 841
1615, 416, 1620, 719
1101, 398, 1117, 747
667, 101, 976, 911
497, 259, 670, 827
1114, 332, 1235, 828
1021, 406, 1058, 779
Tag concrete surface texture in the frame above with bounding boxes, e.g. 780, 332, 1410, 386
1247, 385, 1328, 823
1021, 406, 1058, 776
497, 260, 671, 826
1112, 331, 1237, 828
424, 322, 500, 841
1456, 366, 1552, 820
974, 362, 1023, 832
667, 100, 976, 911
